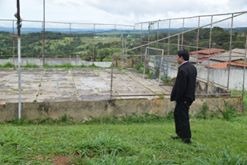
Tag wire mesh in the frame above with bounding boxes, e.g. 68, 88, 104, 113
0, 11, 247, 102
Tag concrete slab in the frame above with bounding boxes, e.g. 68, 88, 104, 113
0, 68, 171, 103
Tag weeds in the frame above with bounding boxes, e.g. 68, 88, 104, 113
195, 102, 209, 119
218, 150, 247, 164
85, 113, 166, 124
161, 75, 173, 85
134, 63, 144, 73
165, 111, 174, 120
23, 63, 39, 68
75, 134, 134, 158
7, 115, 75, 125
0, 62, 15, 68
220, 102, 238, 121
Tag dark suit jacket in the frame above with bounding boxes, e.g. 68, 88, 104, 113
170, 62, 197, 103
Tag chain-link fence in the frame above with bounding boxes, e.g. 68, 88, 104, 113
0, 11, 247, 105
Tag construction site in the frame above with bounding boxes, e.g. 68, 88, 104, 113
0, 11, 246, 121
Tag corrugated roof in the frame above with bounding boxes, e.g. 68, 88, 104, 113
207, 60, 247, 69
207, 62, 228, 69
210, 48, 247, 62
190, 48, 225, 55
190, 48, 226, 63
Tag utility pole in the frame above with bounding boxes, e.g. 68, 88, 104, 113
15, 0, 22, 119
42, 0, 45, 65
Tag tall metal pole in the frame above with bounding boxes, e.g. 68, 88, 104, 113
141, 23, 144, 63
12, 20, 15, 64
93, 24, 96, 62
42, 0, 45, 65
15, 0, 22, 119
156, 21, 159, 47
148, 22, 151, 45
110, 57, 114, 100
168, 19, 171, 55
69, 23, 72, 34
141, 23, 143, 40
242, 35, 247, 112
158, 49, 164, 85
207, 16, 213, 95
121, 29, 125, 68
181, 18, 185, 47
121, 33, 124, 56
196, 16, 200, 64
143, 48, 148, 79
227, 14, 234, 89
147, 22, 151, 55
208, 16, 213, 49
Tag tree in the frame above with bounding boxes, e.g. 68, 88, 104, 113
97, 48, 113, 61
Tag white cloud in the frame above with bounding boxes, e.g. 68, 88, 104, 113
0, 0, 246, 25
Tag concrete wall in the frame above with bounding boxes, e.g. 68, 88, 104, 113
147, 56, 247, 90
0, 58, 112, 68
166, 62, 247, 90
0, 97, 242, 122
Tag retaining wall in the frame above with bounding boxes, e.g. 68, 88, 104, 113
0, 96, 242, 122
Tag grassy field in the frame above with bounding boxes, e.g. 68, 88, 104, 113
1, 115, 247, 165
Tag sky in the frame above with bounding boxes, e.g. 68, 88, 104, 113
0, 0, 247, 26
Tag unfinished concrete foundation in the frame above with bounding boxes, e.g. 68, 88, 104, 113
0, 68, 241, 122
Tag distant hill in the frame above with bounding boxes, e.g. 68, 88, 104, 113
0, 27, 96, 33
0, 27, 187, 33
1, 26, 247, 34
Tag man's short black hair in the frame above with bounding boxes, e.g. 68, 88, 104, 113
178, 49, 189, 61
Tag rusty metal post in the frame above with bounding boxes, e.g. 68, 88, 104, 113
110, 56, 114, 100
242, 34, 247, 111
207, 16, 213, 95
42, 0, 45, 66
156, 21, 159, 47
15, 0, 22, 119
69, 23, 71, 34
227, 14, 234, 89
168, 19, 171, 55
196, 16, 200, 64
181, 18, 185, 47
12, 20, 15, 64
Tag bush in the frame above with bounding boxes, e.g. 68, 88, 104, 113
0, 62, 14, 68
161, 75, 173, 85
195, 102, 209, 119
23, 63, 39, 68
221, 102, 237, 121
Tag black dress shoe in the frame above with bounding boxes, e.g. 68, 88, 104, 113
171, 135, 180, 140
182, 138, 191, 144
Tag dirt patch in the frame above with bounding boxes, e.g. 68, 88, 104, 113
52, 156, 71, 165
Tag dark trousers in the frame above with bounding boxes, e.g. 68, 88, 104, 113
174, 101, 191, 139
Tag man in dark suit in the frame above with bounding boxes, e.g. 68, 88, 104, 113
170, 49, 197, 144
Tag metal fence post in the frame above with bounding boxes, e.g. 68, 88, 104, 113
15, 0, 22, 119
242, 35, 247, 111
227, 14, 234, 90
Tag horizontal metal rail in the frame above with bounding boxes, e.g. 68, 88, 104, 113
135, 11, 247, 24
0, 18, 135, 28
129, 13, 244, 52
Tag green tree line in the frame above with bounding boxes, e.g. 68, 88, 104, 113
0, 27, 246, 60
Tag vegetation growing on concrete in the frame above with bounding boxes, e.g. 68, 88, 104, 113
0, 62, 15, 68
0, 62, 100, 69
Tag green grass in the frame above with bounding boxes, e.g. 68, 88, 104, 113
43, 63, 99, 69
1, 115, 247, 164
0, 62, 15, 68
23, 63, 39, 68
0, 63, 101, 69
